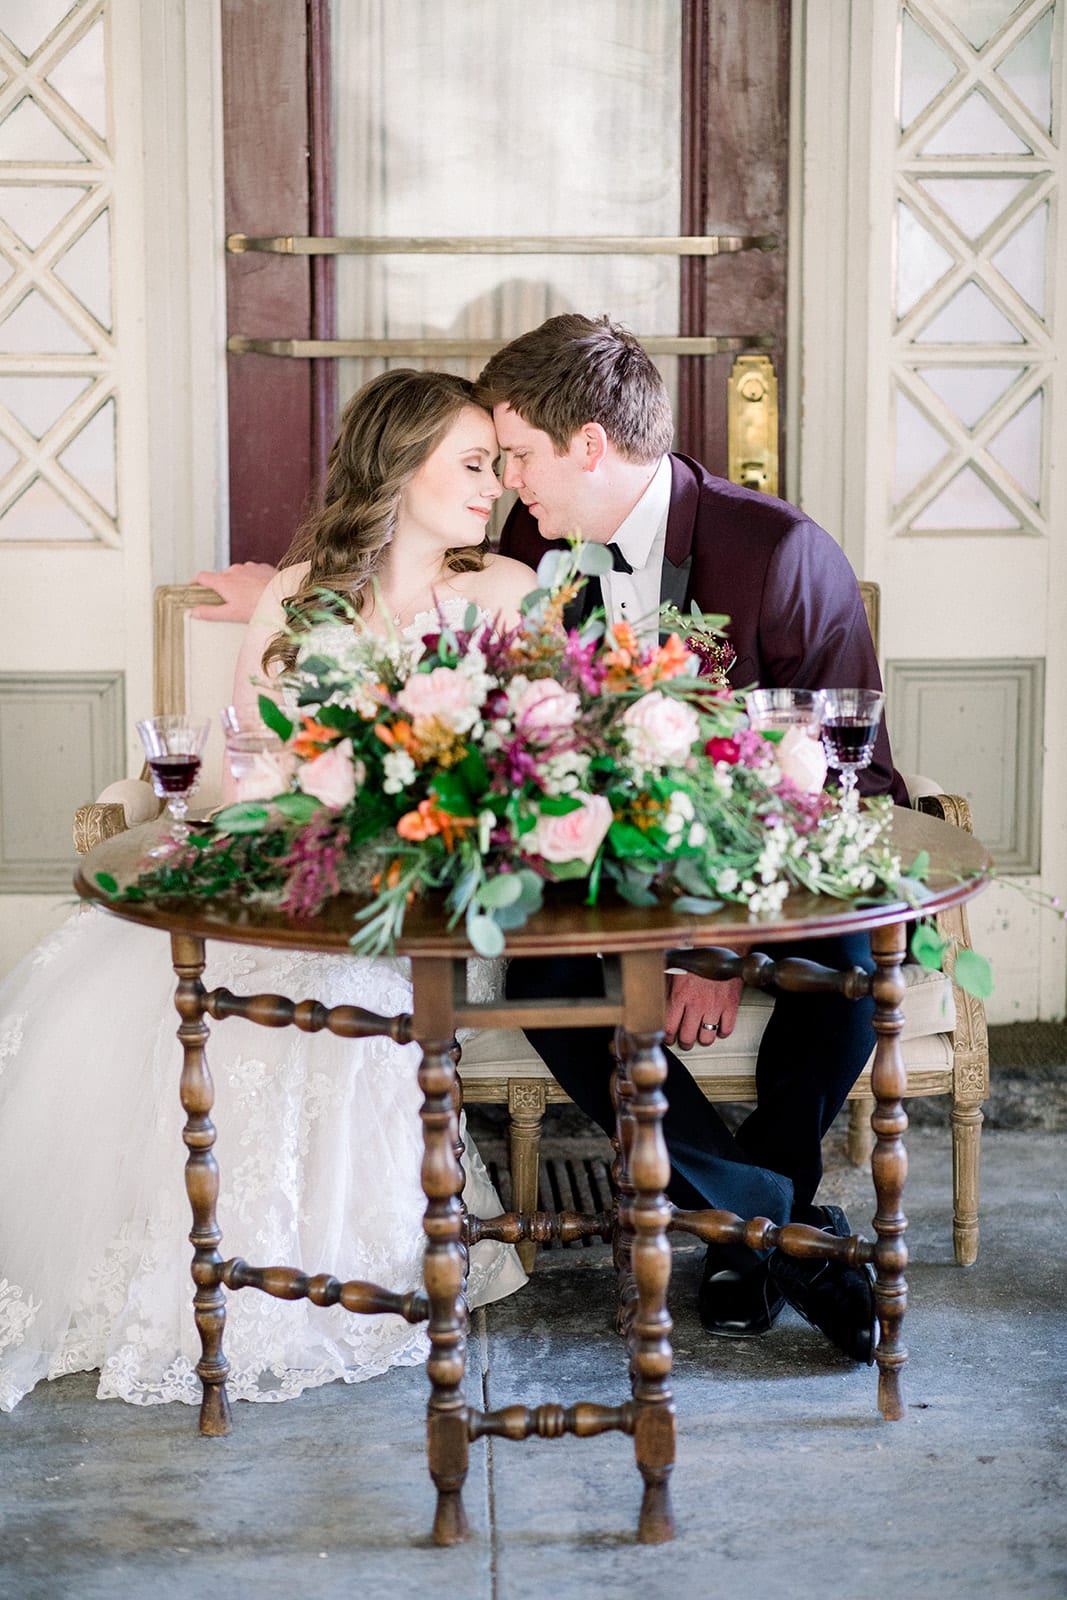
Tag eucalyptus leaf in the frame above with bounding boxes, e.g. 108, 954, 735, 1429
477, 874, 524, 909
515, 869, 545, 911
910, 921, 946, 971
463, 602, 479, 632
257, 695, 293, 743
519, 588, 549, 614
954, 947, 994, 999
492, 900, 534, 932
577, 542, 613, 577
467, 911, 506, 958
671, 894, 723, 915
212, 801, 271, 834
273, 792, 322, 822
535, 550, 564, 588
615, 878, 659, 908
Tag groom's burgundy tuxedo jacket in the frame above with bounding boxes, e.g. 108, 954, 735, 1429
499, 450, 908, 806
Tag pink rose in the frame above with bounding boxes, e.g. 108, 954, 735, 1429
512, 677, 580, 739
775, 724, 827, 794
235, 751, 293, 802
621, 691, 700, 769
397, 666, 480, 730
532, 792, 613, 866
297, 738, 360, 809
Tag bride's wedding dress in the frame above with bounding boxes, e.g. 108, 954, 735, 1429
0, 601, 525, 1412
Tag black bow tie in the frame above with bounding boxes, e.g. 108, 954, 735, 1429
569, 541, 633, 628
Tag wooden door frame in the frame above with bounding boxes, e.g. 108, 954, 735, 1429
221, 0, 791, 563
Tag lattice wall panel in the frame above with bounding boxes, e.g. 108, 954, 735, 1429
892, 0, 1058, 536
0, 1, 117, 545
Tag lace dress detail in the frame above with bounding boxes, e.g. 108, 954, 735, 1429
0, 603, 524, 1412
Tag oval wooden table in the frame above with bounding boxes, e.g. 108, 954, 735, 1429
76, 806, 990, 1546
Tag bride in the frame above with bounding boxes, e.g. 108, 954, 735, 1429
0, 370, 537, 1412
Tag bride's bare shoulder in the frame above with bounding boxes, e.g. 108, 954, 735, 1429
474, 552, 538, 607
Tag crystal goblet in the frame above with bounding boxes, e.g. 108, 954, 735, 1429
744, 687, 826, 737
819, 688, 884, 812
136, 714, 210, 849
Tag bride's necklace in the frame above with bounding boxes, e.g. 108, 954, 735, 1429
382, 575, 448, 629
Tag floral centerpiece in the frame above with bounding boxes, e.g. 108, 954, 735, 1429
99, 542, 989, 991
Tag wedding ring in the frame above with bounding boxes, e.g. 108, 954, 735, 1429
699, 1019, 719, 1034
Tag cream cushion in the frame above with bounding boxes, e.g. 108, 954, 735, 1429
458, 961, 956, 1090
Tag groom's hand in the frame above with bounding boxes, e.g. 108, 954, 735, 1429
191, 561, 276, 621
665, 971, 744, 1050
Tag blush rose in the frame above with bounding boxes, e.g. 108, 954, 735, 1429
621, 691, 700, 769
775, 724, 828, 794
398, 666, 480, 731
297, 738, 361, 809
532, 792, 613, 866
512, 677, 580, 739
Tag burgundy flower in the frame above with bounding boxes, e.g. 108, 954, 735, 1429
705, 736, 742, 765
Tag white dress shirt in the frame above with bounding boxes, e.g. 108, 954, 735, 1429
599, 453, 673, 646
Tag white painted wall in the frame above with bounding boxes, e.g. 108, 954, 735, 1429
790, 0, 1066, 1022
0, 0, 227, 976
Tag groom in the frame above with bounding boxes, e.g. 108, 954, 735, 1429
198, 314, 906, 1361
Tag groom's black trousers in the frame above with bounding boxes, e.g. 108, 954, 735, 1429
504, 933, 877, 1229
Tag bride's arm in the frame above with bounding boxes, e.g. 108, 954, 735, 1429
228, 567, 301, 719
222, 564, 307, 802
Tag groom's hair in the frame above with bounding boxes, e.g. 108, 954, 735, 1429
476, 314, 673, 462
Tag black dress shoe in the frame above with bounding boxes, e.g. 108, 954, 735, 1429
768, 1205, 876, 1365
698, 1251, 785, 1338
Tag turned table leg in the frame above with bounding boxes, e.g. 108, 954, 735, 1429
869, 920, 909, 1421
620, 951, 675, 1543
171, 932, 231, 1437
413, 959, 470, 1546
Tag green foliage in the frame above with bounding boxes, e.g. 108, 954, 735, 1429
257, 694, 293, 742
954, 946, 994, 999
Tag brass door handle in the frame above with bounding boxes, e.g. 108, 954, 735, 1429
728, 354, 779, 497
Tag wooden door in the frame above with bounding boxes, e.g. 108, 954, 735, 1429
221, 0, 791, 564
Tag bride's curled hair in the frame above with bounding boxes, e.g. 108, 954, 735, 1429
263, 369, 491, 672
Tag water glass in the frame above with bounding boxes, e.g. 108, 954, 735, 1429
220, 705, 288, 800
745, 687, 825, 737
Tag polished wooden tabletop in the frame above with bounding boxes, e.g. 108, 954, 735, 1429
75, 806, 991, 958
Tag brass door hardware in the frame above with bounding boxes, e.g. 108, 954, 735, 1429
226, 232, 778, 257
728, 354, 779, 496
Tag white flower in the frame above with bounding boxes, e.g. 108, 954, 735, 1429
382, 749, 417, 795
688, 822, 707, 849
717, 867, 740, 894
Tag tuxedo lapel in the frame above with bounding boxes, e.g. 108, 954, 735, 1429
659, 554, 692, 612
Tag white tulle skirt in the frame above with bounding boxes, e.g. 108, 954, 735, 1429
0, 907, 525, 1411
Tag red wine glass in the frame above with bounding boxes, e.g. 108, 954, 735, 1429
136, 715, 210, 848
819, 688, 884, 812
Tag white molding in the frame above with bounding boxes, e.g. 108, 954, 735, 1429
109, 0, 227, 765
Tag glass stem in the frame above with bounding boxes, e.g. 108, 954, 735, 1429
168, 794, 190, 839
839, 766, 859, 812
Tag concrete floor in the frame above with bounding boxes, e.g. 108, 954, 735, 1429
1, 1122, 1064, 1600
